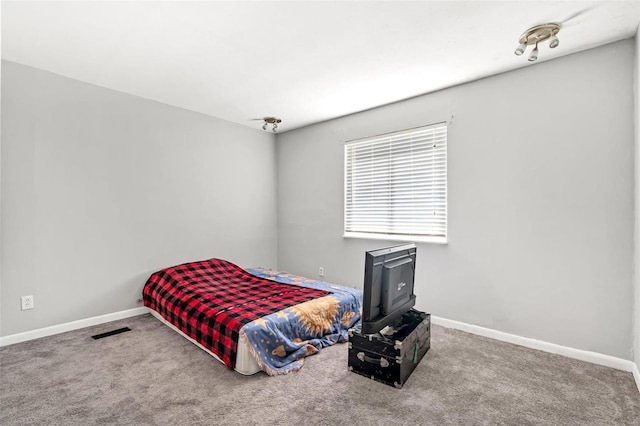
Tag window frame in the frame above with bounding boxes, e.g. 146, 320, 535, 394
343, 122, 448, 244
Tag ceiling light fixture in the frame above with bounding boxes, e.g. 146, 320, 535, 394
514, 23, 561, 62
528, 43, 539, 62
262, 117, 282, 132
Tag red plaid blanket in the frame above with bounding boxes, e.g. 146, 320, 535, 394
143, 258, 329, 369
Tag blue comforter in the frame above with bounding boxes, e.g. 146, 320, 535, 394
241, 268, 362, 375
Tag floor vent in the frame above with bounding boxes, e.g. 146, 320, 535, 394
91, 327, 132, 340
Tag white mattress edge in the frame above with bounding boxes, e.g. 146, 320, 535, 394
148, 309, 261, 375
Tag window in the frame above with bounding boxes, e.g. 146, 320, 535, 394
344, 122, 447, 243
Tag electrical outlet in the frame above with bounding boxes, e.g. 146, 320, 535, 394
318, 267, 324, 277
21, 295, 34, 311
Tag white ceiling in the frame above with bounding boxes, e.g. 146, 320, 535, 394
2, 1, 639, 133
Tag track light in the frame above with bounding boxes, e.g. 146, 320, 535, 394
513, 23, 561, 62
528, 43, 539, 62
261, 117, 282, 132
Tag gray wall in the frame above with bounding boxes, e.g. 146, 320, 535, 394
277, 40, 635, 359
634, 32, 639, 369
1, 61, 278, 336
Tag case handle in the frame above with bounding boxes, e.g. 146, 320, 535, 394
357, 352, 390, 368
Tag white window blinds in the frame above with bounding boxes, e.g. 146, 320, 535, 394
344, 122, 447, 241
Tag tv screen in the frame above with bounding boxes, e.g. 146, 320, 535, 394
362, 243, 417, 334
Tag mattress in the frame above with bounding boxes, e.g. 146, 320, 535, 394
149, 309, 261, 375
143, 258, 332, 372
143, 258, 363, 375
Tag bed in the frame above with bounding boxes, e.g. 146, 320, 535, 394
143, 258, 362, 375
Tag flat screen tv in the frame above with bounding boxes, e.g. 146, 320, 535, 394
361, 243, 417, 335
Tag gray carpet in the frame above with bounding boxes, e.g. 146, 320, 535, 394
1, 314, 639, 425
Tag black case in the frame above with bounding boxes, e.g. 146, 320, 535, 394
348, 309, 430, 389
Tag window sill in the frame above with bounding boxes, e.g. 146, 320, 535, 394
342, 232, 448, 245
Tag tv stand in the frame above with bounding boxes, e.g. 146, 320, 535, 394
380, 316, 411, 336
348, 309, 430, 389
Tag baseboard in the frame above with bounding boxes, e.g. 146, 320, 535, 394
0, 307, 150, 347
432, 315, 637, 373
632, 362, 640, 394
